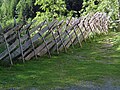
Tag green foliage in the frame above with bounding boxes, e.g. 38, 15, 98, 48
34, 0, 68, 22
82, 0, 119, 20
0, 0, 33, 27
0, 0, 119, 28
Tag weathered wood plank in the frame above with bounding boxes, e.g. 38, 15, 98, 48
25, 21, 66, 60
50, 25, 69, 52
74, 30, 91, 45
0, 12, 109, 64
57, 21, 80, 51
0, 20, 50, 60
55, 29, 75, 52
1, 20, 57, 61
19, 20, 59, 59
2, 34, 13, 65
64, 18, 80, 48
4, 24, 23, 38
0, 23, 33, 60
0, 21, 35, 44
57, 28, 67, 52
24, 33, 58, 60
58, 30, 75, 51
24, 22, 66, 60
73, 27, 82, 47
0, 24, 23, 44
38, 31, 51, 58
17, 30, 25, 63
37, 37, 60, 57
19, 20, 60, 60
26, 29, 38, 59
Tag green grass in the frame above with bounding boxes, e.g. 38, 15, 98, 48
0, 31, 120, 89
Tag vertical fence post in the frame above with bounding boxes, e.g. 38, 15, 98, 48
26, 28, 38, 59
47, 20, 59, 55
41, 21, 52, 58
77, 24, 86, 42
2, 33, 13, 65
57, 26, 67, 53
73, 26, 82, 47
38, 32, 51, 58
17, 29, 25, 63
65, 17, 74, 48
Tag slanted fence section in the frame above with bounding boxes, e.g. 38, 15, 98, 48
0, 12, 109, 65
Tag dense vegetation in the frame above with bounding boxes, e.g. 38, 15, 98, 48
0, 0, 119, 28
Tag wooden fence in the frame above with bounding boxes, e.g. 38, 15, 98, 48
0, 12, 109, 65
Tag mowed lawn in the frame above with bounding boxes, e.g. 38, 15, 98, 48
0, 31, 120, 89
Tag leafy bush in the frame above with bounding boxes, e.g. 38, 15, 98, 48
0, 0, 119, 28
34, 0, 68, 22
81, 0, 119, 20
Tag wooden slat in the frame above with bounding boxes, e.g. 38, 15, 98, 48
3, 20, 57, 61
19, 20, 58, 59
47, 20, 64, 54
24, 33, 58, 60
0, 20, 52, 60
4, 24, 23, 38
57, 21, 80, 51
50, 25, 68, 52
61, 20, 79, 49
38, 31, 51, 58
26, 29, 38, 59
73, 26, 82, 47
2, 34, 13, 65
0, 12, 109, 64
19, 20, 58, 60
0, 24, 32, 60
25, 24, 66, 60
37, 30, 65, 57
24, 21, 65, 59
47, 20, 59, 54
77, 24, 86, 42
57, 27, 67, 52
0, 24, 23, 44
17, 30, 25, 63
58, 29, 75, 51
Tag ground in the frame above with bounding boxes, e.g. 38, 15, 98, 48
0, 31, 120, 90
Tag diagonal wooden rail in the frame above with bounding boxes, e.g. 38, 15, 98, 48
0, 12, 109, 65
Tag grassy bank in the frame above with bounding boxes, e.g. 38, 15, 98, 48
0, 31, 120, 89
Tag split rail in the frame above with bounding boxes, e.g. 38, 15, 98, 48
0, 12, 109, 65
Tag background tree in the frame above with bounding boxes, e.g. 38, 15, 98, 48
0, 0, 119, 28
81, 0, 119, 20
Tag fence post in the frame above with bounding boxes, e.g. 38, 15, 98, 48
17, 29, 25, 63
2, 33, 13, 65
65, 17, 74, 48
47, 20, 59, 55
26, 26, 38, 59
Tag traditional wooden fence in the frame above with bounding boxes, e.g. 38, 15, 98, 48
0, 12, 109, 65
